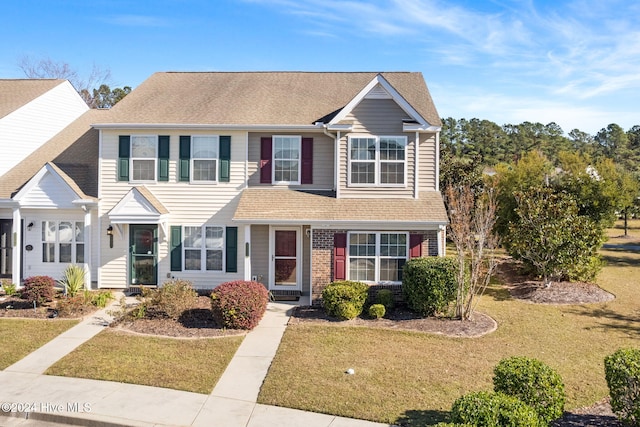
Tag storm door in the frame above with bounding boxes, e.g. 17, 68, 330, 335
129, 224, 157, 286
270, 227, 300, 290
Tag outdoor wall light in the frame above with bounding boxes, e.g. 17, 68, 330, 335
27, 222, 34, 231
107, 225, 114, 248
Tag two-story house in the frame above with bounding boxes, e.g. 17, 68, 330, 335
0, 72, 447, 305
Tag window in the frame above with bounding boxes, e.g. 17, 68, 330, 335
348, 136, 406, 186
273, 136, 300, 184
42, 221, 84, 263
183, 226, 224, 271
348, 232, 407, 282
192, 136, 219, 182
131, 136, 157, 181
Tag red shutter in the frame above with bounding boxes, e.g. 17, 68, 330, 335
333, 233, 347, 281
301, 137, 313, 184
260, 137, 272, 183
409, 234, 423, 258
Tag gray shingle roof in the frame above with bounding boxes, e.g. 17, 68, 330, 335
105, 72, 441, 127
0, 79, 65, 119
233, 188, 448, 225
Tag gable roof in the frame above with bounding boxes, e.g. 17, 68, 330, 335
0, 79, 66, 119
0, 109, 105, 199
102, 72, 441, 127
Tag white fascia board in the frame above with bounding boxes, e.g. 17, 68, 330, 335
0, 199, 18, 208
403, 124, 442, 132
92, 123, 326, 131
325, 124, 352, 131
329, 74, 430, 127
232, 219, 447, 229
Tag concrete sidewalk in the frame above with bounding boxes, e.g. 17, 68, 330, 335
0, 300, 390, 427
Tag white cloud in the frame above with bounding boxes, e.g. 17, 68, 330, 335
103, 15, 169, 27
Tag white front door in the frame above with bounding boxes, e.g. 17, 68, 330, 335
270, 227, 301, 290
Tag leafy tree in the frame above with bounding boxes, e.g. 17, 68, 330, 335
91, 84, 132, 108
505, 187, 603, 285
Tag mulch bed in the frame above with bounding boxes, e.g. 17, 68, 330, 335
0, 294, 97, 319
110, 296, 245, 339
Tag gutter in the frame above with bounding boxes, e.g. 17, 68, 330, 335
92, 123, 329, 131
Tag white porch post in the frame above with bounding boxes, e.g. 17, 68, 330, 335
11, 207, 21, 286
437, 225, 446, 257
244, 224, 251, 281
84, 208, 92, 289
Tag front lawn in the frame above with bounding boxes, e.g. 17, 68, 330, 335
0, 319, 79, 369
259, 247, 640, 425
46, 329, 243, 394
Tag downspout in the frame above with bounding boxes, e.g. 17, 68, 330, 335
323, 126, 338, 196
414, 131, 419, 199
435, 131, 440, 192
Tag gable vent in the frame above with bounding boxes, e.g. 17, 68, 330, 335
364, 83, 392, 99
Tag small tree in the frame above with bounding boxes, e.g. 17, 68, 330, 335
445, 183, 499, 320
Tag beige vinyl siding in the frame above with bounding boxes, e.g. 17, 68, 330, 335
338, 99, 416, 198
419, 133, 437, 191
247, 132, 334, 189
99, 130, 247, 289
250, 225, 269, 287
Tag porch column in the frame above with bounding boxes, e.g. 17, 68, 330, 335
244, 224, 251, 281
437, 225, 446, 257
11, 207, 21, 287
84, 208, 92, 289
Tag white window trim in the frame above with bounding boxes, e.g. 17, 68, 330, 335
42, 221, 84, 264
183, 225, 225, 272
130, 135, 158, 183
347, 135, 408, 187
272, 135, 302, 185
190, 135, 220, 184
347, 231, 409, 284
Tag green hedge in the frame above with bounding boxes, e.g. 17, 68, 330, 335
493, 356, 565, 425
451, 391, 542, 427
605, 348, 640, 426
402, 257, 457, 316
322, 281, 369, 320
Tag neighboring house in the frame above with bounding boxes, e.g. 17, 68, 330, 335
0, 72, 447, 304
0, 79, 89, 177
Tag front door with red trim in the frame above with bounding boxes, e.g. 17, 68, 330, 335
271, 228, 300, 289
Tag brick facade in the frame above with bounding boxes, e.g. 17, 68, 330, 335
310, 229, 440, 305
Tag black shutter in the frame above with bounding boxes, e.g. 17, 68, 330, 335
170, 226, 182, 271
118, 136, 130, 181
179, 136, 190, 182
158, 136, 170, 182
226, 227, 238, 273
219, 136, 231, 182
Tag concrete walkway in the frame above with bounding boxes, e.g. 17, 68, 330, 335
0, 300, 389, 427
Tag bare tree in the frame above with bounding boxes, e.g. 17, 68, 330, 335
445, 184, 499, 320
18, 55, 112, 107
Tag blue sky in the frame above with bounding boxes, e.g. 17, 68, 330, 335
2, 0, 638, 135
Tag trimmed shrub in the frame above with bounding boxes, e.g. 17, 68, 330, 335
21, 275, 56, 306
56, 294, 92, 317
402, 257, 457, 316
368, 303, 386, 319
57, 264, 86, 297
451, 391, 542, 427
149, 279, 198, 320
322, 281, 369, 320
376, 288, 395, 310
1, 279, 17, 296
605, 348, 640, 425
493, 356, 565, 425
211, 280, 269, 330
433, 423, 473, 427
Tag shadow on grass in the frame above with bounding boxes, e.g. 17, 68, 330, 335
565, 305, 640, 336
600, 251, 640, 268
395, 409, 450, 426
483, 283, 512, 302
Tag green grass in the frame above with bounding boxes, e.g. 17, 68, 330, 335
0, 319, 79, 370
46, 330, 243, 394
259, 245, 640, 425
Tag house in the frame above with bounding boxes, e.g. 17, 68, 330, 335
0, 72, 447, 304
0, 79, 89, 177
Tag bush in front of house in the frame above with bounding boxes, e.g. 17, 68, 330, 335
368, 303, 386, 319
21, 275, 56, 306
322, 280, 369, 320
493, 356, 565, 425
604, 348, 640, 425
149, 279, 198, 320
376, 288, 395, 310
211, 280, 269, 330
451, 391, 542, 427
432, 423, 474, 427
402, 257, 457, 316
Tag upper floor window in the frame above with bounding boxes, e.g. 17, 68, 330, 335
131, 136, 157, 181
348, 136, 406, 186
191, 136, 219, 182
273, 136, 301, 184
42, 221, 84, 264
